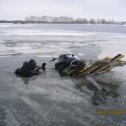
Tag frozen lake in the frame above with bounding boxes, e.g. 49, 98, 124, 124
0, 24, 126, 126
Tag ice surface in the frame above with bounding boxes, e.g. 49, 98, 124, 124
0, 24, 126, 126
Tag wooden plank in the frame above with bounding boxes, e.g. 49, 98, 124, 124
90, 53, 124, 73
76, 57, 112, 77
101, 60, 126, 72
76, 53, 124, 77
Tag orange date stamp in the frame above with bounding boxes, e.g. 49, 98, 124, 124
96, 109, 126, 116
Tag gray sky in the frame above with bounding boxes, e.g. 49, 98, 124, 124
0, 0, 125, 21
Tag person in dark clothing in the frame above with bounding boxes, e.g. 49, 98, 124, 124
15, 59, 40, 76
29, 59, 37, 70
42, 63, 46, 70
21, 61, 30, 72
15, 61, 31, 76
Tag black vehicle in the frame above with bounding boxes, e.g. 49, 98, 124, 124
55, 54, 78, 72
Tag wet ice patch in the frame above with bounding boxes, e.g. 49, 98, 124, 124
0, 28, 95, 36
0, 40, 6, 43
97, 41, 126, 60
77, 53, 85, 56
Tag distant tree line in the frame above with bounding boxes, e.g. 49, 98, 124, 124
24, 16, 126, 25
0, 16, 126, 25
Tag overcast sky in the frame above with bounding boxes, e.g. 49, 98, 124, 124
0, 0, 125, 21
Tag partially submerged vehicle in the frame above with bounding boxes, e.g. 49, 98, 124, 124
54, 53, 126, 105
55, 54, 79, 72
55, 53, 126, 77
